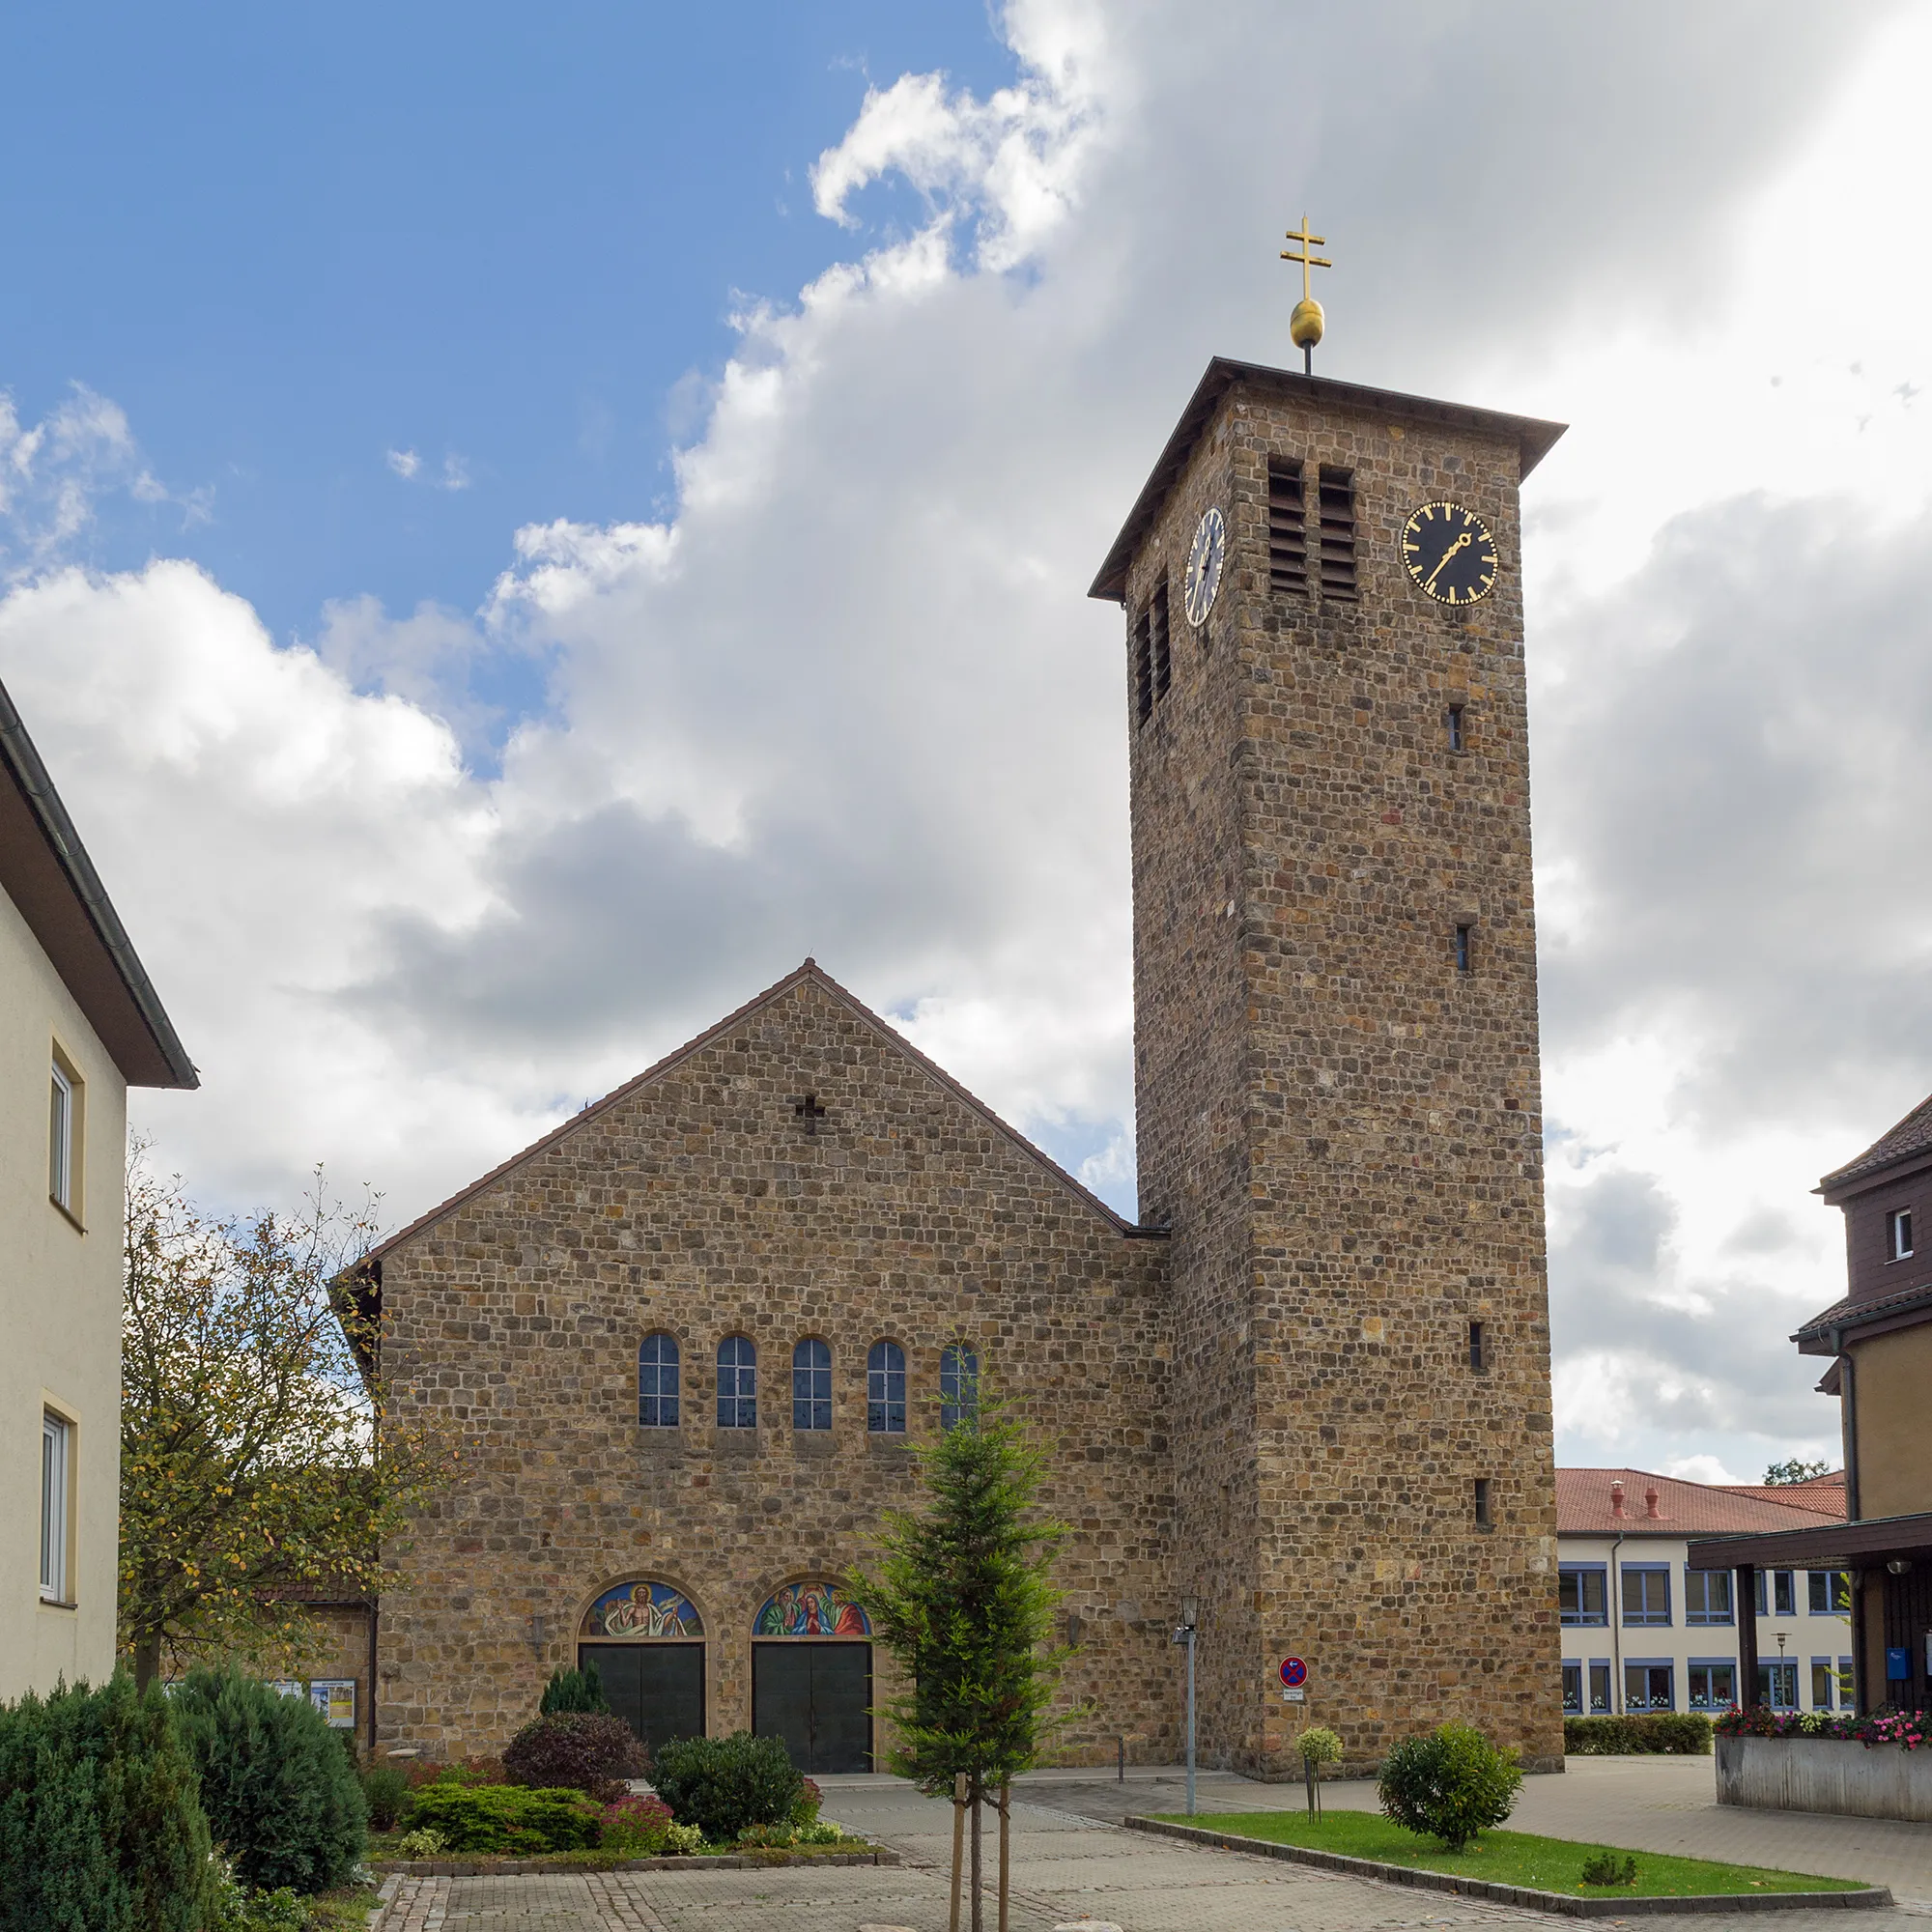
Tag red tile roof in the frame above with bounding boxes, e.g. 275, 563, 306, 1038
1820, 1090, 1932, 1192
1556, 1467, 1846, 1538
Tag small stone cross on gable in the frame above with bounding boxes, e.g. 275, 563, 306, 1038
794, 1093, 828, 1136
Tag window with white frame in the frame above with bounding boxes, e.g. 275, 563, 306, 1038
41, 1411, 71, 1602
48, 1058, 75, 1212
1889, 1208, 1914, 1261
867, 1341, 906, 1434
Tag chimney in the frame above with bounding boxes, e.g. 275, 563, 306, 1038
1644, 1486, 1661, 1520
1609, 1480, 1626, 1520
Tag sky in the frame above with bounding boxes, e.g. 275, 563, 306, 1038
3, 0, 1930, 1486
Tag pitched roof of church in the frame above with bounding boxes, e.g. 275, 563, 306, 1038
1555, 1466, 1846, 1538
363, 958, 1156, 1264
1818, 1088, 1932, 1195
1087, 357, 1568, 604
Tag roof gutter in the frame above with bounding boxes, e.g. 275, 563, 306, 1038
0, 678, 197, 1089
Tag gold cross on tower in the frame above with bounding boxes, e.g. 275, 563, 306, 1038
1279, 214, 1332, 375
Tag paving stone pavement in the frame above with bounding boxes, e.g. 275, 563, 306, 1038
369, 1766, 1931, 1932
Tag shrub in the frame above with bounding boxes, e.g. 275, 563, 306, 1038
540, 1662, 609, 1716
735, 1821, 798, 1848
395, 1828, 444, 1859
790, 1775, 824, 1826
1378, 1721, 1522, 1851
0, 1673, 214, 1932
600, 1794, 674, 1857
797, 1820, 845, 1844
663, 1821, 704, 1854
171, 1665, 368, 1894
404, 1782, 600, 1854
1565, 1713, 1712, 1756
362, 1760, 411, 1832
503, 1713, 646, 1802
1580, 1850, 1639, 1887
1297, 1726, 1344, 1767
650, 1731, 803, 1843
403, 1753, 506, 1791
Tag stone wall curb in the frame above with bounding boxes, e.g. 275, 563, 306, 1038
1120, 1816, 1894, 1917
367, 1847, 897, 1876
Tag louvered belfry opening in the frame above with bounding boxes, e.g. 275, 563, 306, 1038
1267, 457, 1308, 595
1151, 580, 1172, 696
1132, 606, 1153, 725
1318, 464, 1358, 600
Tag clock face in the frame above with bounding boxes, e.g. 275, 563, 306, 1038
1401, 500, 1499, 607
1183, 506, 1226, 627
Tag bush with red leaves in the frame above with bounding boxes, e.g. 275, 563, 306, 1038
502, 1713, 647, 1801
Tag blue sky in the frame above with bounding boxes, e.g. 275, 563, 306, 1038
5, 1, 1930, 1482
0, 1, 1009, 661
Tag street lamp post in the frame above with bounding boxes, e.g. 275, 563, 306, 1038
1173, 1596, 1199, 1816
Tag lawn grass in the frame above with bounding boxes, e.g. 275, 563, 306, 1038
1155, 1809, 1868, 1898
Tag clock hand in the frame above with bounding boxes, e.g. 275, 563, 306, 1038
1423, 530, 1471, 593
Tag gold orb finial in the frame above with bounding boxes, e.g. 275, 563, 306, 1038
1280, 213, 1332, 373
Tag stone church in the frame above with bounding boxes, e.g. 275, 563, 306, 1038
339, 355, 1567, 1777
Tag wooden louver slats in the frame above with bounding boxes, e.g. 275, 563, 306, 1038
1318, 465, 1357, 600
1267, 458, 1308, 595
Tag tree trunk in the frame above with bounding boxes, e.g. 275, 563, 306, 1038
133, 1634, 162, 1692
970, 1781, 983, 1932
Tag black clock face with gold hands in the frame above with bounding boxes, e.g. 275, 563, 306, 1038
1402, 500, 1499, 607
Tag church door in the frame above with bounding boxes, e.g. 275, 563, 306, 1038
580, 1642, 704, 1759
752, 1642, 871, 1774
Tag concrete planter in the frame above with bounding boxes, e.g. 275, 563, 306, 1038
1718, 1734, 1932, 1823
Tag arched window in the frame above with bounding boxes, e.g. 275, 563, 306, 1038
940, 1344, 979, 1432
639, 1332, 681, 1428
792, 1338, 832, 1432
867, 1341, 906, 1434
717, 1336, 757, 1429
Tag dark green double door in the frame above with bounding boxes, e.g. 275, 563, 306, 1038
752, 1642, 871, 1773
580, 1643, 703, 1759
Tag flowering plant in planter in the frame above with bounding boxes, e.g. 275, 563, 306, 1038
1714, 1706, 1927, 1751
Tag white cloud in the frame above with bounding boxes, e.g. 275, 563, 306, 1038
0, 0, 1918, 1487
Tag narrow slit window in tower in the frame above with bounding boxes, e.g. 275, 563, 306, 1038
1468, 1321, 1487, 1371
1151, 581, 1172, 697
1318, 465, 1357, 600
1267, 457, 1308, 595
1447, 703, 1465, 753
1455, 924, 1473, 975
1474, 1477, 1493, 1527
1132, 609, 1153, 725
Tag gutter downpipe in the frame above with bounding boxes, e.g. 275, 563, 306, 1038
1609, 1529, 1626, 1715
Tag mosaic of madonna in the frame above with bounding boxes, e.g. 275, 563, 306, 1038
753, 1580, 870, 1636
580, 1580, 704, 1638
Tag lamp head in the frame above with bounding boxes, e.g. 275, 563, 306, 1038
1180, 1595, 1199, 1627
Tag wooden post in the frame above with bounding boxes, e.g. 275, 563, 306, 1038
998, 1778, 1010, 1932
949, 1771, 967, 1932
1736, 1565, 1760, 1707
970, 1779, 983, 1932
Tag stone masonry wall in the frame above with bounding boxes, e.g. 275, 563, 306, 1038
373, 968, 1179, 1763
1123, 370, 1562, 1775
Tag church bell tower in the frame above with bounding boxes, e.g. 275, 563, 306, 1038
1090, 327, 1567, 1771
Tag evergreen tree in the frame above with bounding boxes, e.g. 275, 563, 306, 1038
849, 1378, 1073, 1930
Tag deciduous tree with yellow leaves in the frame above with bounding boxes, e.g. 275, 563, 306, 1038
118, 1151, 452, 1690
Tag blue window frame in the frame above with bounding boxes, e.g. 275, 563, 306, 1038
1687, 1660, 1735, 1710
792, 1338, 832, 1432
1622, 1564, 1671, 1627
717, 1335, 757, 1430
1759, 1660, 1799, 1710
639, 1332, 681, 1428
1684, 1568, 1732, 1626
1624, 1660, 1674, 1711
867, 1341, 906, 1434
1559, 1565, 1607, 1625
1561, 1661, 1583, 1714
1755, 1569, 1797, 1617
940, 1344, 980, 1432
1807, 1570, 1850, 1616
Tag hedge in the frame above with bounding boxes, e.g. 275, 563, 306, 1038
0, 1674, 214, 1932
405, 1782, 602, 1854
1564, 1713, 1712, 1755
171, 1665, 368, 1893
649, 1732, 802, 1843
